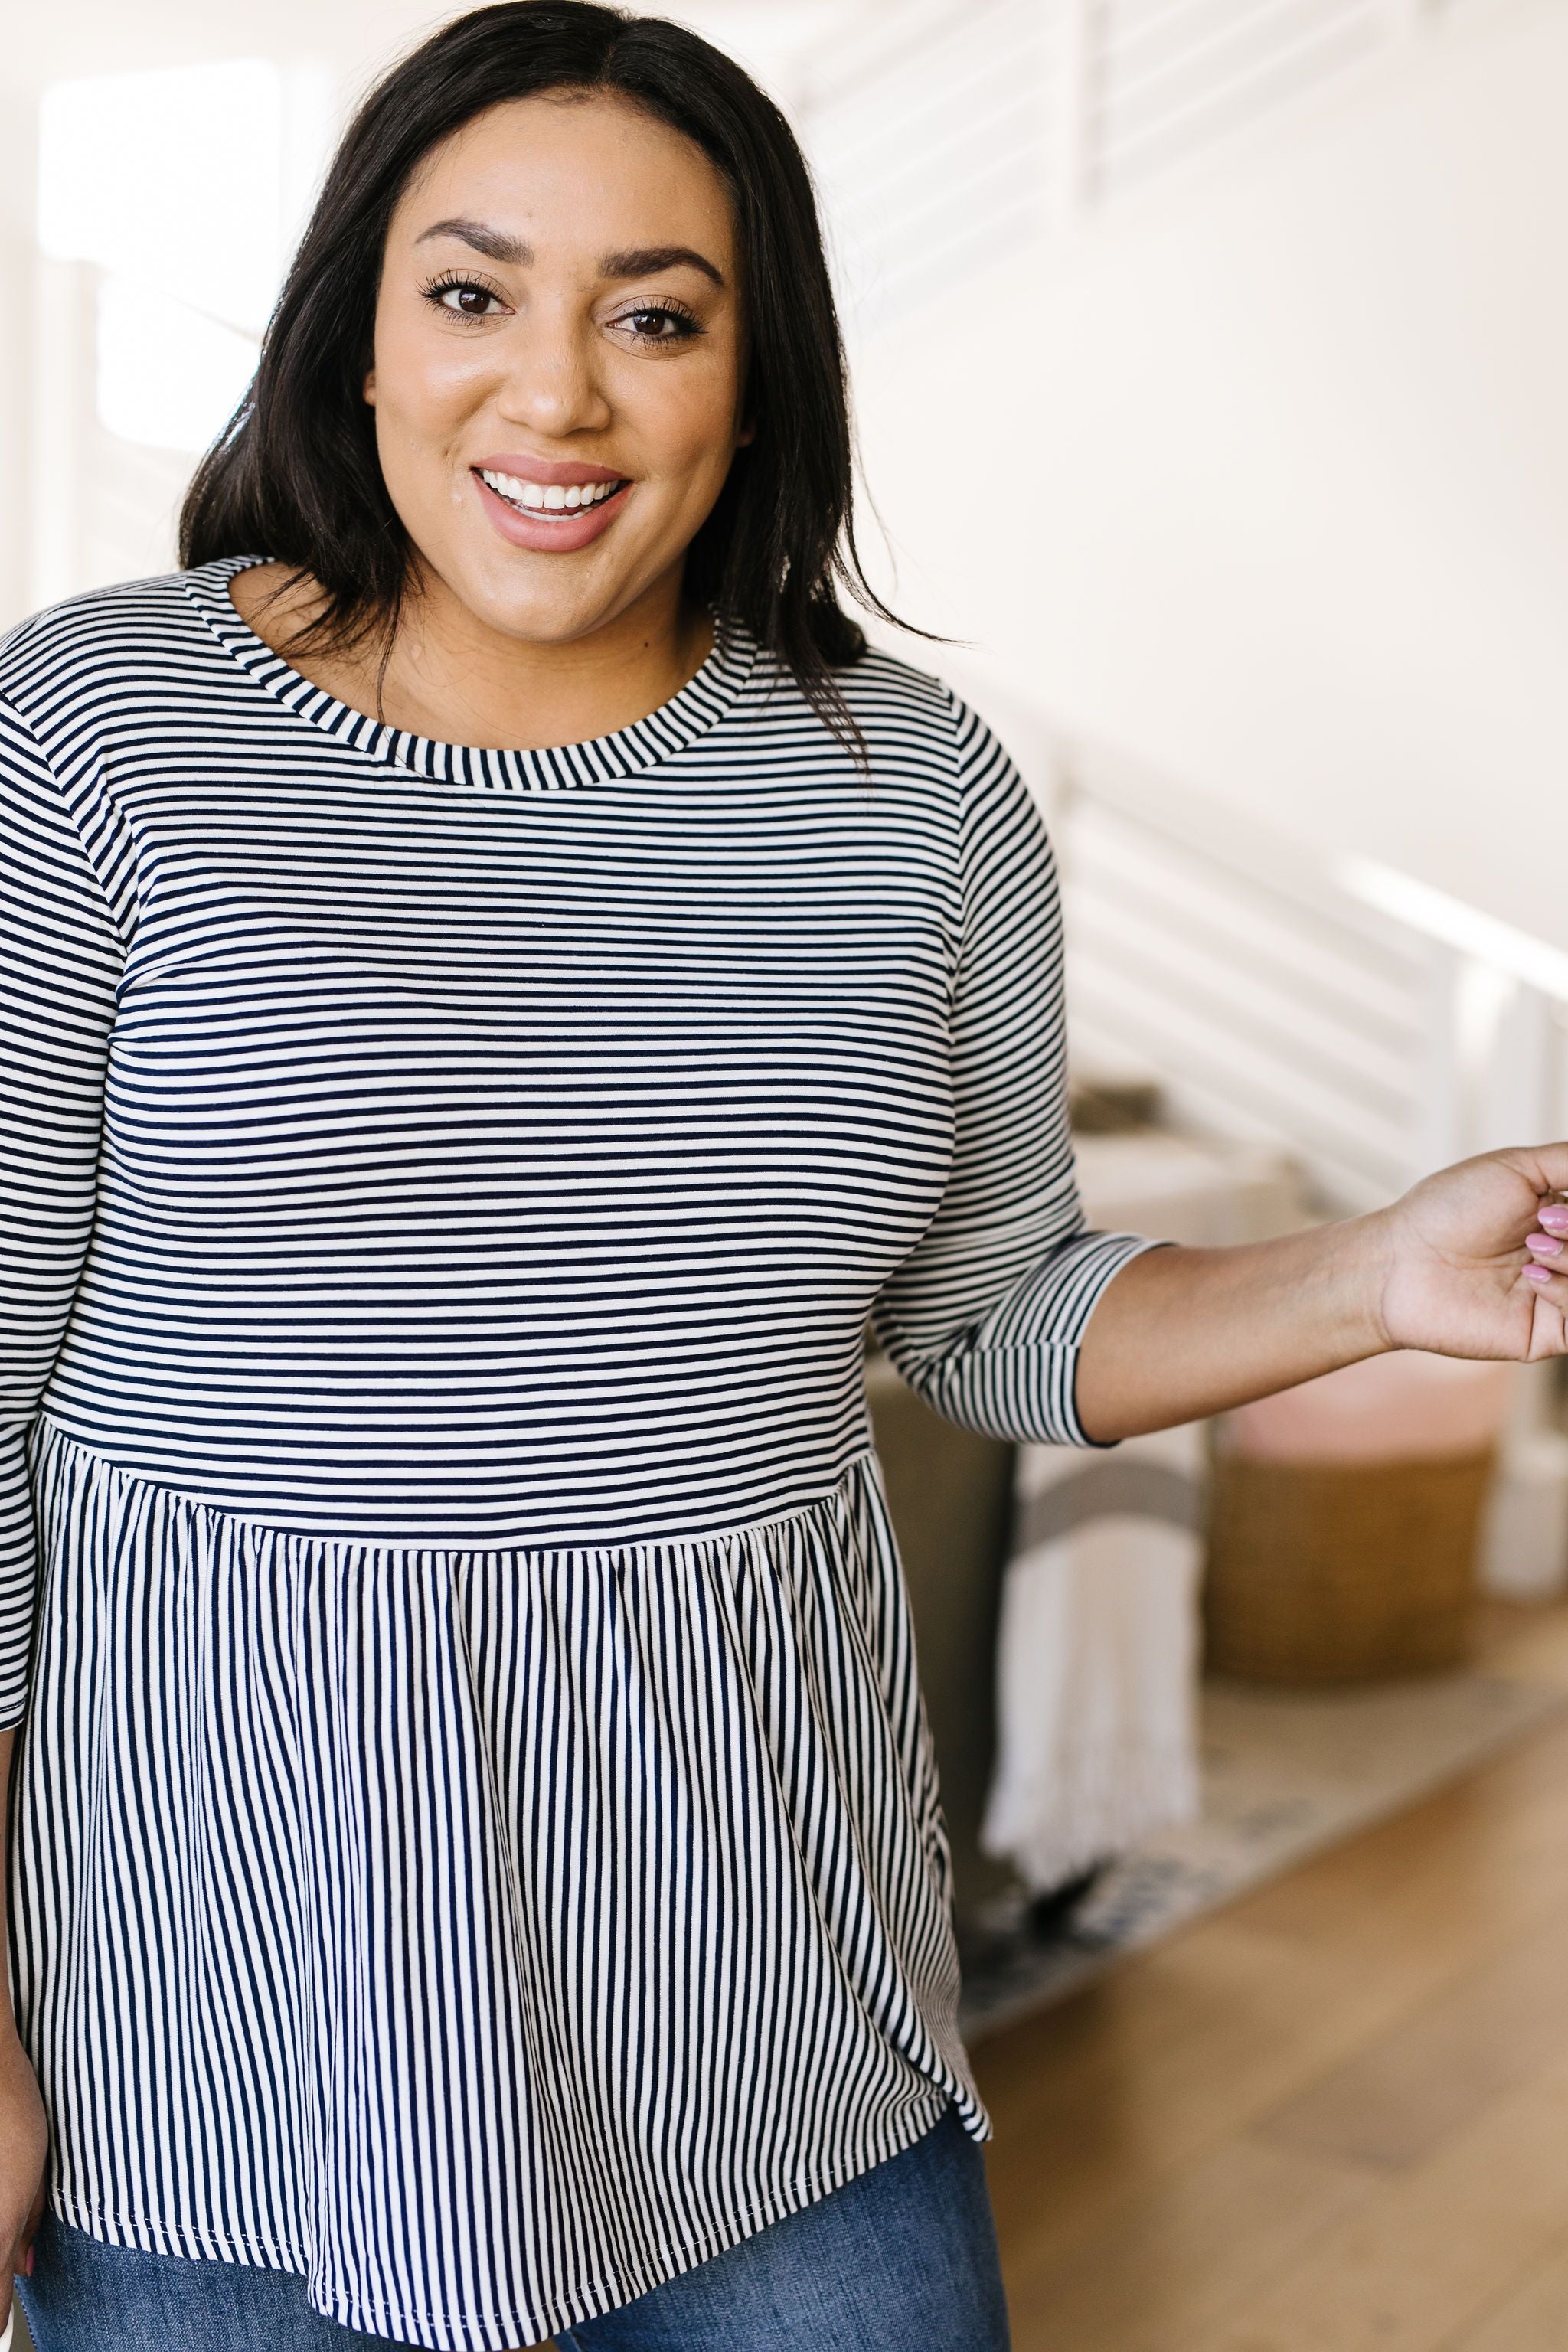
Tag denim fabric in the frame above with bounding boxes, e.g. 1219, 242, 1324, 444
557, 2105, 1011, 2352
15, 2215, 397, 2350
15, 2105, 1009, 2350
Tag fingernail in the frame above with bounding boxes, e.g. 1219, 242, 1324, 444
1527, 1233, 1564, 1256
1525, 1265, 1553, 1285
1539, 1207, 1568, 1233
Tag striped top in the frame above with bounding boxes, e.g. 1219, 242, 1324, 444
0, 557, 1148, 2349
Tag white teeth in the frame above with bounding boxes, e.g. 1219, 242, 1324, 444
479, 468, 622, 515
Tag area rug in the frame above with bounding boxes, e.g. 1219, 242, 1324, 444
958, 1669, 1568, 2041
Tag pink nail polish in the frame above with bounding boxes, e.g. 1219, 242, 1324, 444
1539, 1206, 1568, 1233
1525, 1265, 1553, 1285
1528, 1233, 1564, 1256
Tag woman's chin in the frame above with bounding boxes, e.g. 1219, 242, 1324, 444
433, 557, 651, 651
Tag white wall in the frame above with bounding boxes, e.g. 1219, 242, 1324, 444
851, 0, 1568, 951
6, 0, 1566, 969
0, 94, 34, 631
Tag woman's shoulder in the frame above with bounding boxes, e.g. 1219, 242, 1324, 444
0, 565, 227, 717
741, 634, 976, 782
801, 640, 1022, 808
830, 639, 960, 744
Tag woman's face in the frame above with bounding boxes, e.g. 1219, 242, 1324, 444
367, 92, 751, 647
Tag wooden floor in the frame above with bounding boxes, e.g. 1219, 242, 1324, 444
975, 1602, 1568, 2352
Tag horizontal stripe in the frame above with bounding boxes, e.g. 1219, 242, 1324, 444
0, 560, 1152, 2346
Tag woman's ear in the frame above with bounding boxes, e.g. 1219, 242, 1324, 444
364, 369, 377, 407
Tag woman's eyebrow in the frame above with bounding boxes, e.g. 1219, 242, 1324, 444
599, 245, 726, 289
415, 217, 531, 263
412, 220, 725, 289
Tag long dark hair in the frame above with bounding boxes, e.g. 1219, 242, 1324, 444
180, 0, 910, 733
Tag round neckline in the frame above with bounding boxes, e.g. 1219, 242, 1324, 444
181, 554, 758, 792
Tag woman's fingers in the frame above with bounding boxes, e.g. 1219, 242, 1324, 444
1520, 1206, 1568, 1352
1521, 1268, 1568, 1356
1510, 1145, 1568, 1200
1524, 1197, 1568, 1266
1526, 1203, 1568, 1294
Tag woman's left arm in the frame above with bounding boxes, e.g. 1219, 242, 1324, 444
869, 704, 1161, 1443
872, 700, 1566, 1451
1074, 1147, 1568, 1442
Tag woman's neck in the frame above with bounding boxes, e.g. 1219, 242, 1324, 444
227, 560, 714, 750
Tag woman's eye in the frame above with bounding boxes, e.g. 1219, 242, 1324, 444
431, 282, 504, 319
616, 305, 698, 344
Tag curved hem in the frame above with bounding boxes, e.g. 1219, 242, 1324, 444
47, 2086, 986, 2349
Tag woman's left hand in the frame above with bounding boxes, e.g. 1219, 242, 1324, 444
1076, 1141, 1568, 1442
1374, 1145, 1568, 1364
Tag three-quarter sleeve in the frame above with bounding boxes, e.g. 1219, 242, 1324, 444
870, 696, 1158, 1449
0, 691, 123, 1726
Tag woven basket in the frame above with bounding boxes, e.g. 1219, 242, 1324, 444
1203, 1446, 1497, 1684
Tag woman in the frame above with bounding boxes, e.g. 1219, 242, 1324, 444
0, 5, 1562, 2347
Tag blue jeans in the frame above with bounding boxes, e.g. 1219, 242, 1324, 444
17, 2105, 1010, 2350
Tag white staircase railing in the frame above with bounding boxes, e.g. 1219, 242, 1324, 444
1054, 735, 1568, 1217
795, 0, 1457, 338
1053, 731, 1568, 1596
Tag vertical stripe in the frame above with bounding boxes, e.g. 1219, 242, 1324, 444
0, 563, 1154, 2345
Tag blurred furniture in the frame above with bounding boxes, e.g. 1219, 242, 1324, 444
874, 1125, 1311, 1932
983, 1419, 1204, 1899
1072, 1129, 1309, 1250
1478, 1363, 1568, 1600
866, 1356, 1018, 1923
1206, 1354, 1514, 1682
977, 1132, 1309, 1907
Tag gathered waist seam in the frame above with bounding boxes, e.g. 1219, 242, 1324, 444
29, 1415, 882, 1563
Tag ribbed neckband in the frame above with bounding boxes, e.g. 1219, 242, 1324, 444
181, 554, 758, 792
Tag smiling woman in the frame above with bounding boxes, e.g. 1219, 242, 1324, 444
178, 5, 884, 756
1, 5, 1566, 2352
318, 93, 753, 731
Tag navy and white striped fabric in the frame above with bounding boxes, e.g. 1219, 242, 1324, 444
0, 557, 1150, 2349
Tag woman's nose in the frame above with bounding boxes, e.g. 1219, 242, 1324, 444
495, 318, 612, 439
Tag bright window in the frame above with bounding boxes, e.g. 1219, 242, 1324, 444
38, 60, 292, 452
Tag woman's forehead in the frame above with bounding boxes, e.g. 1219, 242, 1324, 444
396, 93, 738, 263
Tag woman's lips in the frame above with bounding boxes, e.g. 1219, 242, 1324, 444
472, 467, 631, 552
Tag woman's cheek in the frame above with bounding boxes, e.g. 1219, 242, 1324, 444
407, 346, 499, 430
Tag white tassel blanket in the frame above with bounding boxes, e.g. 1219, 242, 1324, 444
982, 1420, 1206, 1894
